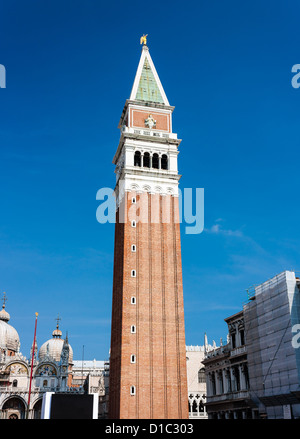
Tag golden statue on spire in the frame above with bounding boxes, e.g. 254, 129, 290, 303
140, 34, 148, 45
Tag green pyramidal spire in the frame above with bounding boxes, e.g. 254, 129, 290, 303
130, 45, 169, 106
135, 58, 164, 104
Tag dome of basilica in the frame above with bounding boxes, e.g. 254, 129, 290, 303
38, 323, 73, 364
0, 302, 20, 353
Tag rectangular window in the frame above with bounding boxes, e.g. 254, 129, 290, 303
131, 354, 136, 363
131, 297, 136, 304
240, 329, 245, 346
130, 386, 136, 395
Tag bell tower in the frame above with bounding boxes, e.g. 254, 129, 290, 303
109, 39, 189, 419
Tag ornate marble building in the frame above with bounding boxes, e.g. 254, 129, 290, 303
203, 270, 300, 419
202, 312, 253, 419
186, 345, 209, 419
72, 359, 109, 418
0, 296, 90, 419
0, 293, 208, 419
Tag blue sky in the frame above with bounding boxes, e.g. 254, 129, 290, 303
0, 0, 300, 361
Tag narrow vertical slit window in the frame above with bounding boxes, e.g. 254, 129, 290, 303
130, 386, 136, 395
131, 354, 136, 363
131, 270, 136, 277
131, 244, 136, 252
131, 325, 136, 333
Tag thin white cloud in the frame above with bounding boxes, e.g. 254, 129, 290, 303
205, 220, 244, 238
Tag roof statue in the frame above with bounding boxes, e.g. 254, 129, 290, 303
140, 34, 148, 46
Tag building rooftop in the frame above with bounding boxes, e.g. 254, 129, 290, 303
73, 360, 105, 369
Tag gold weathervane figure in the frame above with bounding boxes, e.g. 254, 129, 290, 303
140, 34, 148, 45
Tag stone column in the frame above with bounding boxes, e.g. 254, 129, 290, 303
219, 371, 224, 394
215, 371, 220, 395
203, 400, 207, 418
236, 327, 241, 347
225, 368, 231, 393
222, 369, 228, 394
207, 373, 212, 396
239, 364, 246, 391
242, 363, 249, 389
230, 368, 236, 392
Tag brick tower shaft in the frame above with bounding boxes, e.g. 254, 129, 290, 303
109, 42, 188, 419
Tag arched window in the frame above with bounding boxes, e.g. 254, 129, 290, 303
2, 398, 25, 419
161, 154, 168, 170
192, 400, 197, 413
199, 401, 205, 412
152, 153, 159, 169
143, 152, 150, 168
12, 379, 18, 387
134, 151, 141, 167
198, 368, 206, 383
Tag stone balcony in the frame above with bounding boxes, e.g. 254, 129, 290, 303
121, 125, 178, 140
206, 389, 250, 404
0, 385, 84, 393
189, 412, 208, 419
230, 345, 247, 357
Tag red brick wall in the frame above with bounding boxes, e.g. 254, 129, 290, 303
130, 109, 170, 132
109, 191, 188, 419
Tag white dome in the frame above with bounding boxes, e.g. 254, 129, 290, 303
38, 334, 73, 363
0, 319, 20, 352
